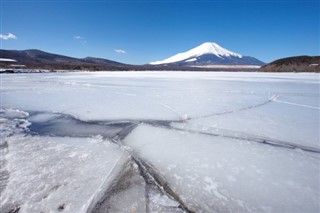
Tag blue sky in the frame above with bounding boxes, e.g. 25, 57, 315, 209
0, 0, 319, 64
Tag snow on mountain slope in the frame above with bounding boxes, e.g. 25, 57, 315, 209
150, 42, 242, 65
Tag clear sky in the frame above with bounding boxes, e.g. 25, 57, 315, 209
0, 0, 319, 65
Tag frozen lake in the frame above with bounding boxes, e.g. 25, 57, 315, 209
1, 71, 319, 213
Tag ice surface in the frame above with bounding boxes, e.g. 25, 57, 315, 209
2, 73, 183, 120
1, 71, 319, 212
123, 124, 320, 213
3, 72, 316, 121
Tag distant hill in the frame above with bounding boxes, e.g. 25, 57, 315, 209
0, 49, 133, 71
260, 56, 320, 72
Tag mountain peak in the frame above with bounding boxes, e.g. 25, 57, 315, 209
194, 42, 242, 58
200, 42, 219, 48
150, 42, 242, 65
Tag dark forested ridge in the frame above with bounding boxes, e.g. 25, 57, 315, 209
260, 56, 320, 72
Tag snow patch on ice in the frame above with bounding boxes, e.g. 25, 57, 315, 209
0, 108, 29, 119
204, 177, 227, 201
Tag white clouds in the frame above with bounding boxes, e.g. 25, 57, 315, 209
74, 35, 84, 40
73, 35, 87, 44
114, 49, 127, 54
0, 33, 17, 40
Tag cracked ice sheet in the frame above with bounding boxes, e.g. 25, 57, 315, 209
1, 116, 128, 213
1, 72, 285, 121
173, 100, 319, 150
171, 73, 320, 150
123, 124, 320, 213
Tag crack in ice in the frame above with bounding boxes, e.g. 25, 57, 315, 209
166, 125, 320, 154
273, 98, 320, 110
187, 94, 278, 121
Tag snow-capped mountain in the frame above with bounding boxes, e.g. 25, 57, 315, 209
150, 42, 264, 66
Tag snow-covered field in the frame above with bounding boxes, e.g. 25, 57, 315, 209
1, 71, 319, 213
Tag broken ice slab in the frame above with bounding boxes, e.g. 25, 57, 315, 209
123, 124, 320, 213
0, 132, 129, 213
92, 160, 147, 213
92, 159, 184, 213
